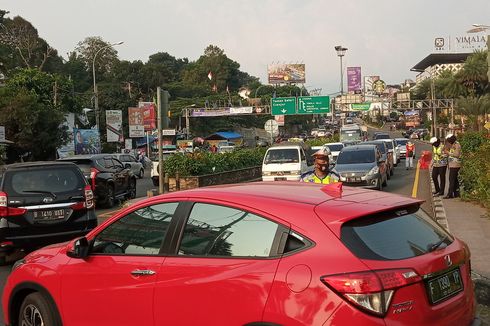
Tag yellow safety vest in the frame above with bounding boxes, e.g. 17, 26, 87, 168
301, 172, 339, 184
432, 145, 447, 166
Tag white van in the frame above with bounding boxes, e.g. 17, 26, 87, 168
262, 143, 312, 181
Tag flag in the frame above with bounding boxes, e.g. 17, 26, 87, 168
207, 71, 213, 80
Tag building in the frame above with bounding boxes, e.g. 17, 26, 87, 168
411, 53, 471, 84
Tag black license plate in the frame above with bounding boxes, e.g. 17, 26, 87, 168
33, 209, 66, 222
426, 268, 463, 305
274, 177, 287, 181
347, 177, 361, 182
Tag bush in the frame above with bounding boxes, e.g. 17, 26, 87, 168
305, 135, 340, 147
459, 131, 490, 208
162, 147, 266, 177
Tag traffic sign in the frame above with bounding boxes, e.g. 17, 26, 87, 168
271, 97, 296, 115
297, 96, 330, 114
264, 119, 279, 137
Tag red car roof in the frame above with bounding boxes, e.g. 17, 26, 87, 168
156, 182, 423, 233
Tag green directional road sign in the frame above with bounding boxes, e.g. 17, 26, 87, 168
271, 97, 296, 115
297, 96, 330, 114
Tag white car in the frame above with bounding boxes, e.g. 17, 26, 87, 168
380, 139, 399, 166
317, 128, 327, 137
395, 138, 408, 159
324, 142, 344, 163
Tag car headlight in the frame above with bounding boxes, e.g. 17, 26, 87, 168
367, 166, 379, 176
290, 170, 301, 175
263, 171, 272, 176
12, 258, 25, 271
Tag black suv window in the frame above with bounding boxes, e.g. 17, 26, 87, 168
341, 208, 453, 261
178, 203, 280, 257
337, 149, 375, 164
92, 202, 178, 255
7, 166, 85, 195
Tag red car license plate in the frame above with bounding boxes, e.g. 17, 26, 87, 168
426, 268, 463, 305
33, 209, 66, 222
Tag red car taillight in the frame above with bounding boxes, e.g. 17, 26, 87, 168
0, 191, 27, 217
89, 168, 99, 192
70, 186, 95, 210
84, 185, 95, 209
321, 268, 421, 317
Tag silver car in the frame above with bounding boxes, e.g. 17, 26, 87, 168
112, 153, 145, 178
333, 145, 388, 191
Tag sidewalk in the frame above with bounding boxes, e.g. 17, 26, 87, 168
442, 197, 490, 278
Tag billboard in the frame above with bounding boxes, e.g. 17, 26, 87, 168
128, 107, 145, 138
106, 110, 123, 142
73, 129, 101, 155
268, 64, 306, 84
364, 76, 380, 94
434, 33, 488, 53
347, 67, 362, 92
138, 102, 156, 131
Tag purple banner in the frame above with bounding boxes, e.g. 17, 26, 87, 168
347, 67, 362, 92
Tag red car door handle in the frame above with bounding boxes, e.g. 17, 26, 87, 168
131, 269, 156, 276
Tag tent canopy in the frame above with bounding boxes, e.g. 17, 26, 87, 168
205, 131, 242, 141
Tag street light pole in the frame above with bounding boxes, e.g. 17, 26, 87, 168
92, 41, 124, 131
334, 45, 348, 120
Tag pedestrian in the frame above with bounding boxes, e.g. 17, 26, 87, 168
300, 147, 340, 184
444, 134, 462, 199
429, 137, 448, 196
406, 141, 415, 170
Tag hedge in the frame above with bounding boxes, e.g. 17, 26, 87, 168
162, 147, 266, 177
459, 131, 490, 209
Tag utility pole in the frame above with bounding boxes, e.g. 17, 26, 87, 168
430, 75, 437, 137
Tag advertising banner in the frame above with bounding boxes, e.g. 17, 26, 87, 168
128, 107, 145, 138
268, 64, 306, 84
73, 128, 101, 155
106, 110, 123, 142
230, 107, 253, 114
138, 102, 156, 131
434, 33, 487, 52
347, 67, 362, 92
351, 103, 371, 111
364, 76, 380, 94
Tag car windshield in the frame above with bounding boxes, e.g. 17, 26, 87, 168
336, 150, 375, 164
341, 208, 453, 260
326, 144, 343, 152
363, 142, 386, 154
396, 139, 408, 146
383, 141, 393, 150
264, 148, 299, 164
7, 167, 84, 195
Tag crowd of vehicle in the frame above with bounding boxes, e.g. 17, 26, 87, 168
262, 120, 410, 191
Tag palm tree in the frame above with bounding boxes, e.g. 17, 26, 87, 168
456, 95, 490, 131
456, 50, 488, 96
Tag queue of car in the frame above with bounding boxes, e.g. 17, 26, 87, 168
0, 124, 480, 326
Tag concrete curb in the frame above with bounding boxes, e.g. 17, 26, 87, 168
427, 169, 490, 308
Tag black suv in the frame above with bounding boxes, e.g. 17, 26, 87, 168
0, 162, 97, 265
59, 154, 136, 208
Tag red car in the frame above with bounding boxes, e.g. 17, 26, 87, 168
2, 183, 477, 326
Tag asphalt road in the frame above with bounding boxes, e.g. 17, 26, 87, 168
0, 128, 434, 323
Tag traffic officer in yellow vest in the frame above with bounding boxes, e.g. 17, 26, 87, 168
445, 134, 462, 199
429, 137, 448, 196
300, 147, 340, 184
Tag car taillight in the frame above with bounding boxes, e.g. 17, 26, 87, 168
0, 191, 27, 217
84, 185, 94, 209
321, 269, 421, 317
90, 167, 99, 192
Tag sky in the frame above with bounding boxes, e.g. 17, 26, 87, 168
1, 0, 489, 94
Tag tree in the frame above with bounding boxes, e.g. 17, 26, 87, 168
0, 69, 81, 161
456, 50, 488, 96
0, 15, 59, 72
456, 95, 490, 131
75, 36, 120, 80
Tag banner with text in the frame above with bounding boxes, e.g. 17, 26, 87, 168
106, 110, 123, 142
347, 67, 362, 92
128, 107, 145, 138
138, 102, 156, 131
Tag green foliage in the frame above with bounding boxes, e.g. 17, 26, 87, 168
162, 147, 266, 177
458, 131, 490, 208
305, 135, 340, 146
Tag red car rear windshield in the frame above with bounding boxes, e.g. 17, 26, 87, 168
341, 208, 453, 261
